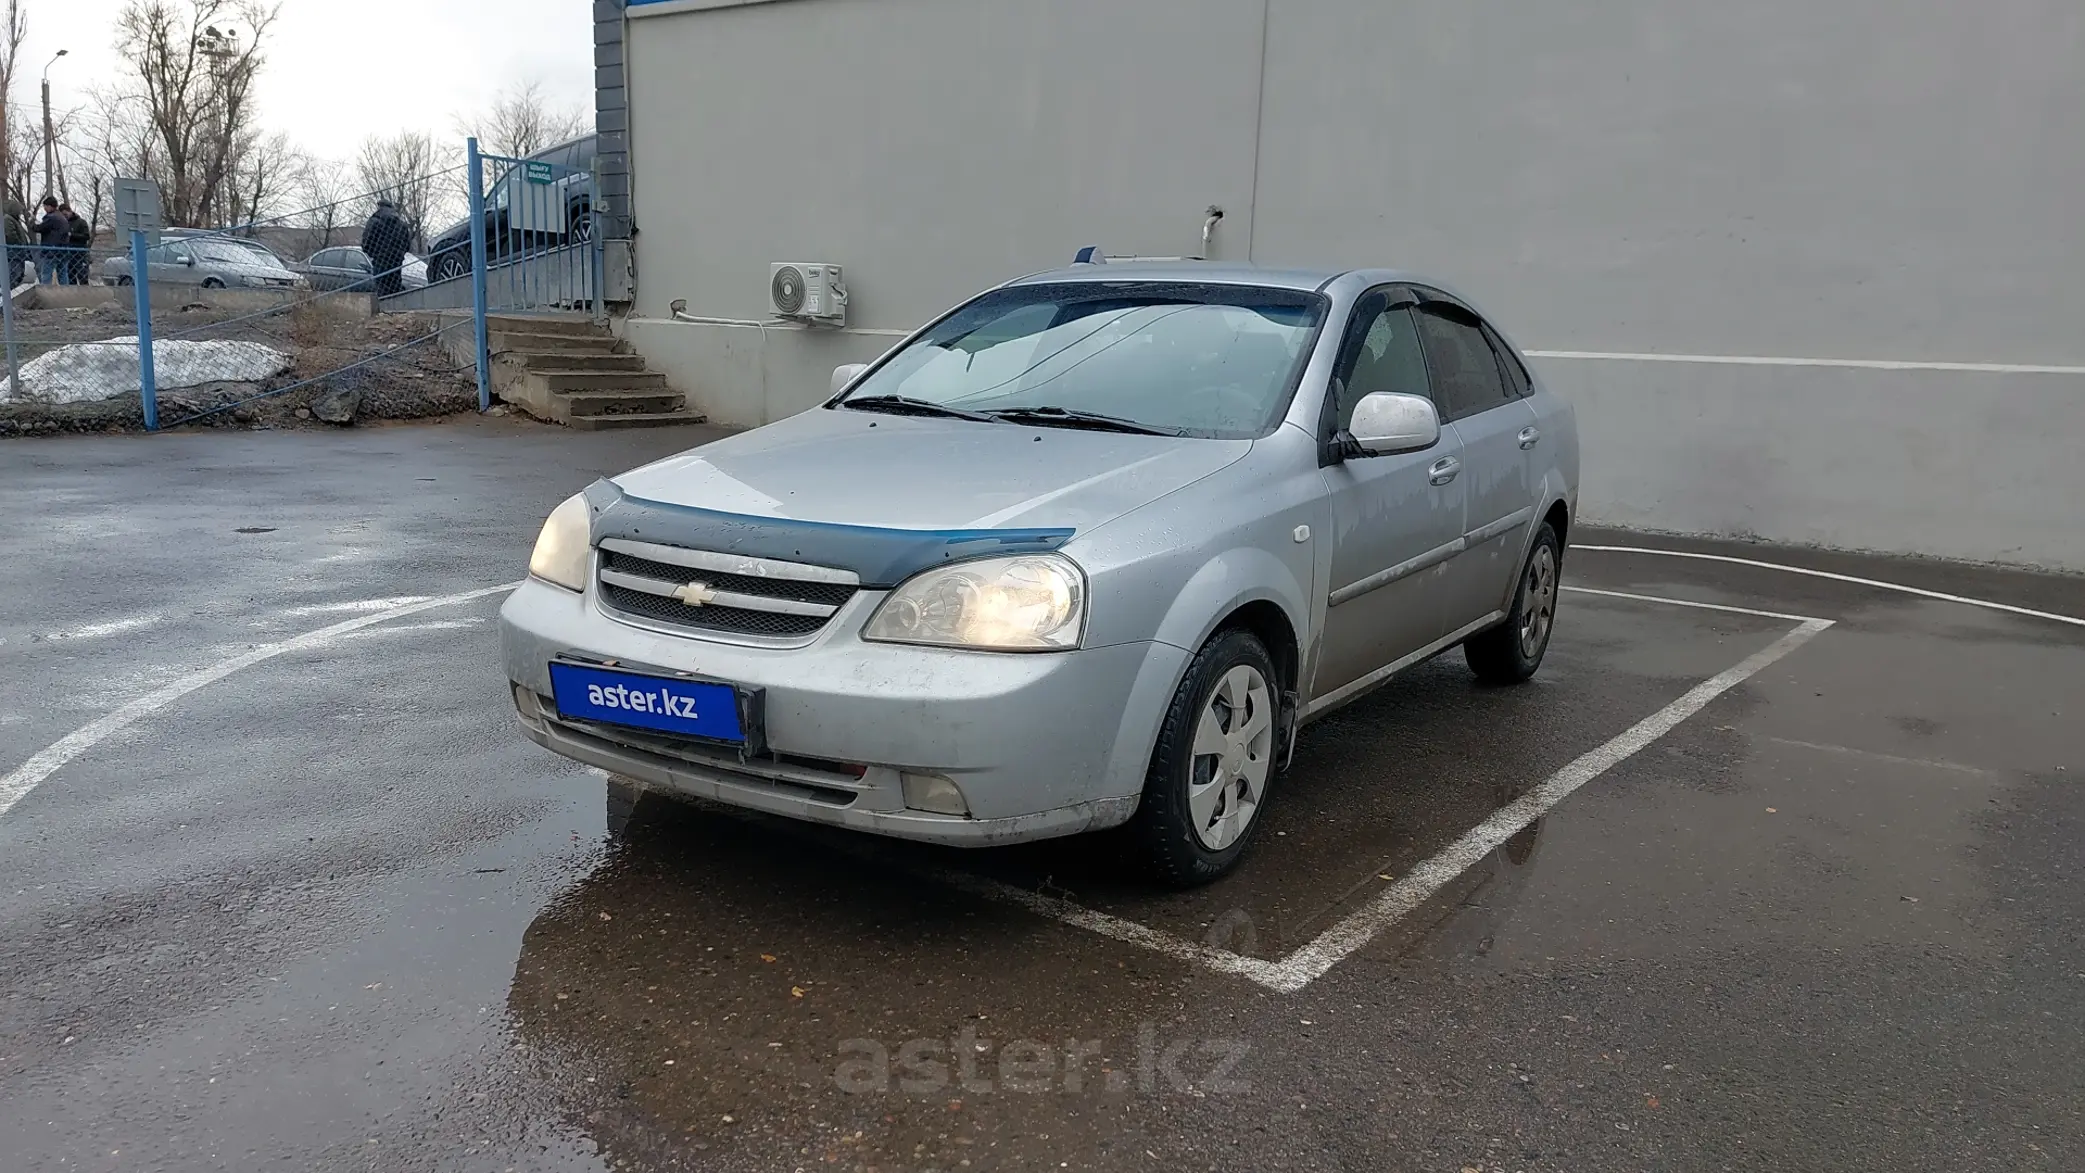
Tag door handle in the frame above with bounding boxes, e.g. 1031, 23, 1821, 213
1429, 456, 1461, 486
1518, 426, 1542, 450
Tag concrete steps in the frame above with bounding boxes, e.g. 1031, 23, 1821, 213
489, 330, 629, 354
565, 411, 712, 432
513, 351, 647, 373
560, 390, 685, 416
483, 314, 703, 429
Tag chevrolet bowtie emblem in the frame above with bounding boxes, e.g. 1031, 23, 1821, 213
673, 581, 718, 607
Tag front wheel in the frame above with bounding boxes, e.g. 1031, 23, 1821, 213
200, 277, 225, 289
1130, 629, 1281, 887
1465, 522, 1562, 685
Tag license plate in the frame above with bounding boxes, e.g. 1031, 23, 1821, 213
549, 661, 748, 745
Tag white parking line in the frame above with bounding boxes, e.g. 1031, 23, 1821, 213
1562, 585, 1822, 624
1257, 617, 1831, 992
43, 614, 165, 641
1576, 545, 2085, 629
0, 585, 517, 819
934, 592, 1835, 994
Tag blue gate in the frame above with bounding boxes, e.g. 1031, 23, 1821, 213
461, 138, 606, 409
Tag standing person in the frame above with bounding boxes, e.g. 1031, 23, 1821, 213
4, 198, 25, 289
61, 204, 92, 286
34, 197, 69, 284
360, 198, 412, 298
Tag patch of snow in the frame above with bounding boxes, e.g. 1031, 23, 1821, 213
0, 337, 292, 403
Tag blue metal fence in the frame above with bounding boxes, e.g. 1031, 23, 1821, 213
459, 137, 606, 411
0, 139, 601, 433
0, 162, 488, 432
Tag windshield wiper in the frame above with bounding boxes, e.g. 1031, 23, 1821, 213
839, 395, 1000, 423
984, 406, 1183, 437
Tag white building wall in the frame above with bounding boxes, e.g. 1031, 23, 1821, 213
621, 0, 2085, 570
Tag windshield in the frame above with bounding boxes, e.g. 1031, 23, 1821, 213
192, 240, 273, 267
835, 281, 1327, 439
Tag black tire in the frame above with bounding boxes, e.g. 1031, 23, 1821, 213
200, 277, 225, 289
115, 276, 133, 287
569, 203, 593, 243
1465, 522, 1562, 685
432, 252, 469, 283
1130, 629, 1283, 887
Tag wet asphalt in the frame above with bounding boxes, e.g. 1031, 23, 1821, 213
1, 421, 2080, 1173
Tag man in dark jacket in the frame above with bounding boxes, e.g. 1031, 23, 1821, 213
34, 197, 69, 284
61, 204, 91, 285
360, 198, 413, 298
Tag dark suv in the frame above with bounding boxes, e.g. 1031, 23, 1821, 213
425, 134, 596, 285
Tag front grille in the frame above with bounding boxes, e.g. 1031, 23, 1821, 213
601, 581, 831, 637
601, 549, 855, 607
595, 542, 858, 640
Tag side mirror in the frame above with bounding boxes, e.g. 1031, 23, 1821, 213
831, 363, 869, 397
1343, 392, 1440, 457
181, 256, 195, 267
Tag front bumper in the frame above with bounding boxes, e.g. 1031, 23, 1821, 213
498, 578, 1188, 846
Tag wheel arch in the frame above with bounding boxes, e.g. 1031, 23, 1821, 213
1133, 546, 1312, 769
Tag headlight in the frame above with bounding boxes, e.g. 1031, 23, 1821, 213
863, 554, 1085, 651
528, 494, 591, 591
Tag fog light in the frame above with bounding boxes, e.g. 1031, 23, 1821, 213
901, 772, 969, 816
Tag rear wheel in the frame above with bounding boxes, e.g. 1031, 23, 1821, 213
569, 203, 593, 243
115, 276, 133, 287
1465, 522, 1562, 685
200, 277, 225, 289
432, 252, 469, 283
1130, 629, 1281, 887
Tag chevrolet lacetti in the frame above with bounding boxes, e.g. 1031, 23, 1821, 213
499, 264, 1578, 884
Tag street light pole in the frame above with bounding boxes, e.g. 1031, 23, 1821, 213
41, 50, 66, 202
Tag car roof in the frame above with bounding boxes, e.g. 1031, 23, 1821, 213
1005, 261, 1430, 294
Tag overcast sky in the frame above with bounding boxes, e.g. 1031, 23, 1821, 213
25, 0, 594, 163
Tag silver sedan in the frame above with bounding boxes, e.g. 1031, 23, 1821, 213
499, 263, 1578, 884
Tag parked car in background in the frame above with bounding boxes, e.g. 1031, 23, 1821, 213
101, 235, 306, 290
292, 246, 429, 293
499, 264, 1578, 885
425, 134, 597, 284
163, 229, 295, 270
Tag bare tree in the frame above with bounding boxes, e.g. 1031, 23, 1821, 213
110, 0, 282, 227
460, 80, 589, 158
354, 130, 451, 242
228, 126, 293, 226
292, 154, 349, 251
0, 0, 26, 215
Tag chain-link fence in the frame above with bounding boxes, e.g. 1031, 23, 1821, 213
0, 137, 605, 435
0, 163, 485, 433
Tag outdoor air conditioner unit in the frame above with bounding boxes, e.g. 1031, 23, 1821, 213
769, 263, 848, 326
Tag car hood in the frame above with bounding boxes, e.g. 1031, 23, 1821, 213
610, 407, 1252, 532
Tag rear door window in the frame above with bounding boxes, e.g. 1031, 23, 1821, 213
1483, 323, 1532, 397
1415, 305, 1513, 422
